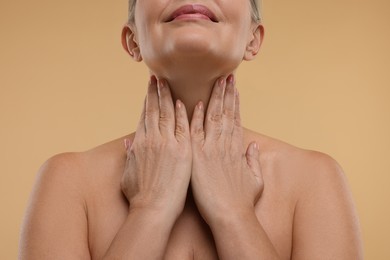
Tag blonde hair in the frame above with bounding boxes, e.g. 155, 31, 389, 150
127, 0, 261, 23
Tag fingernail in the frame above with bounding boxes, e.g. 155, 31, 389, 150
124, 139, 129, 150
218, 77, 225, 87
176, 99, 182, 109
150, 75, 157, 85
227, 74, 235, 84
254, 142, 259, 151
158, 79, 165, 89
197, 101, 203, 110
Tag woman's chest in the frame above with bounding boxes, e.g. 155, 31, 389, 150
87, 188, 218, 259
86, 185, 294, 260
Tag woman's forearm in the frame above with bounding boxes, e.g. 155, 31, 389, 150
104, 77, 191, 259
102, 207, 177, 260
209, 208, 280, 260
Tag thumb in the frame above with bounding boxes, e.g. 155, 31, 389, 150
246, 142, 263, 204
190, 101, 205, 145
246, 142, 261, 179
124, 139, 133, 157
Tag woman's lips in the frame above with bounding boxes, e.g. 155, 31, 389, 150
166, 4, 218, 23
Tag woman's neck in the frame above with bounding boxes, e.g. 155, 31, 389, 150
156, 73, 230, 120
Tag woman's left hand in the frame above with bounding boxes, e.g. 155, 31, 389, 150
190, 75, 264, 225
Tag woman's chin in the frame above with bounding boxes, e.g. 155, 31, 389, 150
142, 34, 243, 77
145, 53, 241, 80
165, 34, 218, 56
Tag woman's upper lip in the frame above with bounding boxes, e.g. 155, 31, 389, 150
165, 4, 218, 23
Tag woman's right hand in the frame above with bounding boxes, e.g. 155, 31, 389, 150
121, 76, 192, 219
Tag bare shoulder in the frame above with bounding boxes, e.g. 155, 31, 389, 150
245, 128, 350, 188
34, 134, 128, 188
44, 133, 132, 181
245, 128, 363, 259
35, 152, 88, 190
19, 135, 131, 259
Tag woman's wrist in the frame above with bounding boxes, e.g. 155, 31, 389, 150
207, 204, 256, 229
128, 201, 182, 226
207, 207, 280, 260
103, 202, 179, 259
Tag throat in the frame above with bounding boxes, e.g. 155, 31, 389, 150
156, 74, 223, 119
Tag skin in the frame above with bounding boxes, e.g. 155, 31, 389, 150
19, 0, 363, 259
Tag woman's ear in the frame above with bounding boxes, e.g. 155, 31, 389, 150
121, 24, 143, 62
243, 24, 264, 61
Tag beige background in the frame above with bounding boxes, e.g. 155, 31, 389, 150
1, 0, 389, 259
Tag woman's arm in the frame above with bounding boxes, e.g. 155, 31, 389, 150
291, 152, 363, 259
206, 153, 363, 260
19, 153, 91, 260
20, 76, 192, 259
190, 75, 280, 259
208, 208, 280, 259
103, 76, 192, 259
102, 207, 177, 259
189, 75, 362, 259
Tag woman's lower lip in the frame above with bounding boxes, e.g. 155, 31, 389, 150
172, 13, 212, 21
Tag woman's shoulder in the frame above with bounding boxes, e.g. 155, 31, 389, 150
37, 134, 134, 192
246, 127, 342, 168
245, 128, 348, 193
48, 133, 134, 166
246, 129, 363, 258
22, 135, 135, 259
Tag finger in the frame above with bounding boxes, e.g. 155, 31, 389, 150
124, 138, 132, 150
190, 101, 205, 146
234, 88, 242, 128
232, 87, 243, 142
124, 138, 133, 157
245, 142, 261, 178
145, 76, 159, 135
135, 96, 146, 136
174, 99, 190, 142
157, 79, 175, 136
246, 142, 263, 204
222, 74, 236, 137
204, 77, 226, 141
123, 139, 134, 175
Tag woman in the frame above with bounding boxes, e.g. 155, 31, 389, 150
19, 0, 363, 259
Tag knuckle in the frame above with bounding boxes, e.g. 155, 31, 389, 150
192, 124, 203, 135
223, 108, 235, 119
191, 126, 205, 141
145, 108, 158, 118
175, 132, 187, 143
175, 123, 187, 136
159, 111, 173, 122
158, 119, 169, 129
209, 113, 222, 123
